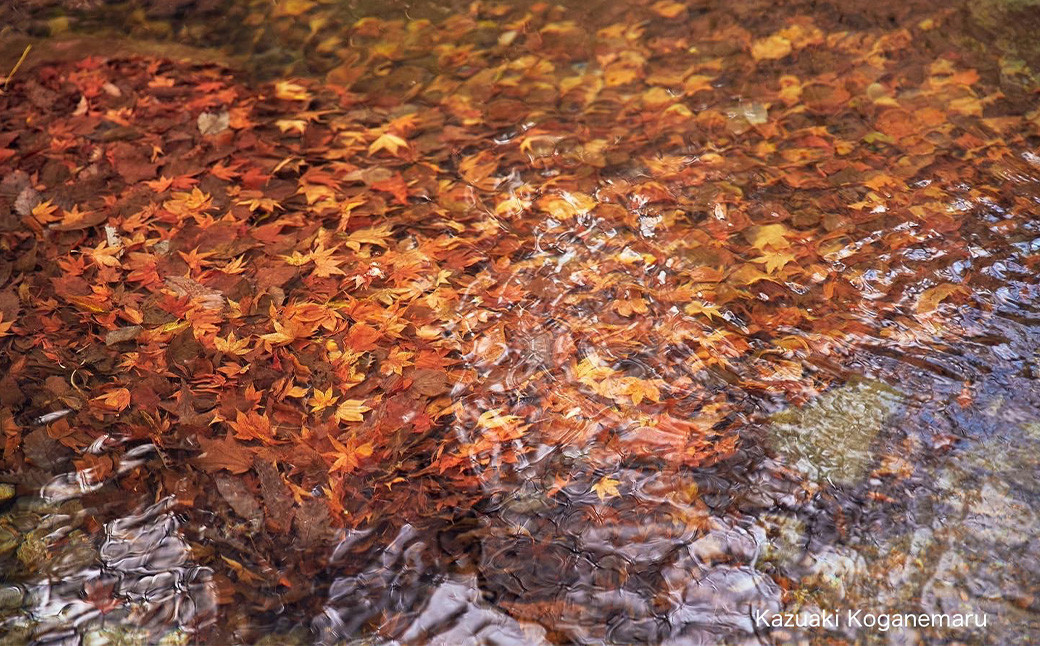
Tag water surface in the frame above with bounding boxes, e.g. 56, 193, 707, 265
1, 0, 1040, 644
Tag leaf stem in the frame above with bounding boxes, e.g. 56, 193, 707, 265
2, 44, 32, 92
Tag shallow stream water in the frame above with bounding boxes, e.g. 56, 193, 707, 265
2, 0, 1040, 644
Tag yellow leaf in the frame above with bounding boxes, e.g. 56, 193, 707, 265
496, 195, 530, 217
229, 410, 280, 444
684, 300, 724, 320
458, 150, 499, 185
345, 224, 394, 250
369, 133, 409, 156
683, 74, 715, 95
641, 86, 673, 108
237, 197, 282, 213
323, 434, 372, 474
86, 241, 122, 268
604, 62, 641, 87
778, 75, 802, 104
310, 387, 339, 413
574, 356, 616, 384
214, 331, 250, 355
276, 119, 308, 135
592, 476, 621, 500
728, 264, 780, 286
613, 296, 649, 317
335, 399, 371, 423
477, 409, 523, 429
916, 283, 967, 313
309, 243, 345, 278
380, 347, 414, 376
538, 192, 597, 219
282, 250, 310, 266
664, 103, 693, 119
746, 223, 792, 250
777, 23, 824, 49
753, 249, 796, 273
623, 378, 662, 405
776, 335, 812, 351
948, 96, 982, 117
651, 1, 687, 18
274, 81, 311, 102
273, 0, 314, 17
298, 183, 336, 205
751, 34, 792, 61
260, 321, 297, 346
31, 200, 62, 224
221, 556, 263, 583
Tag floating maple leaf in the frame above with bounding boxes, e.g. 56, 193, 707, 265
684, 301, 724, 321
276, 119, 308, 135
591, 476, 620, 501
746, 223, 792, 250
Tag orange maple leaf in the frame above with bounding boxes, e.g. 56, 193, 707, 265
323, 434, 374, 475
309, 387, 339, 413
613, 296, 649, 317
229, 410, 282, 445
309, 243, 346, 278
0, 312, 15, 337
345, 224, 395, 251
93, 388, 131, 411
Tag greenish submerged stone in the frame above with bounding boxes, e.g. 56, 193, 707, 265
769, 378, 905, 486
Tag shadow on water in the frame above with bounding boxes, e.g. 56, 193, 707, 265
2, 0, 1040, 644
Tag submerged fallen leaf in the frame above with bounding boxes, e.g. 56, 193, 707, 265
751, 34, 792, 61
335, 399, 371, 423
92, 388, 130, 411
916, 283, 968, 313
274, 80, 312, 102
369, 132, 409, 156
753, 249, 796, 273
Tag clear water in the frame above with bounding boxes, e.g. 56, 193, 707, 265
1, 0, 1040, 644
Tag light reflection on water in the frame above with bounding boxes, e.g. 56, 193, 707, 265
5, 497, 215, 645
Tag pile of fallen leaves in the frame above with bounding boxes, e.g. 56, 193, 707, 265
1, 0, 1040, 640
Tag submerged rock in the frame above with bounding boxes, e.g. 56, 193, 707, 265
769, 378, 904, 486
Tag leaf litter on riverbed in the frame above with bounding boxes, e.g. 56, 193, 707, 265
1, 0, 1039, 642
